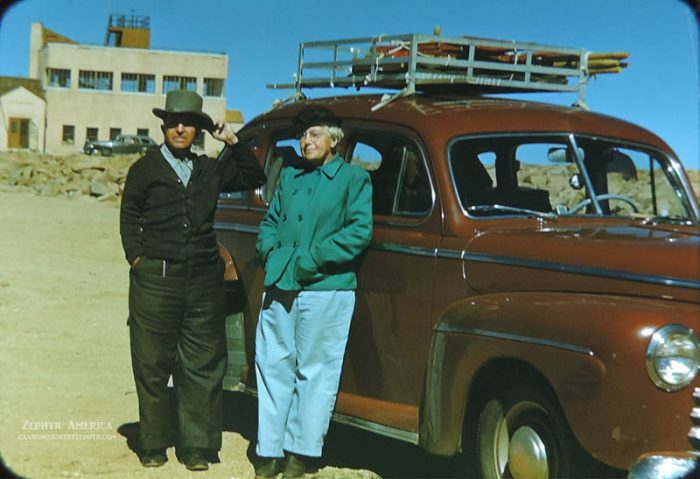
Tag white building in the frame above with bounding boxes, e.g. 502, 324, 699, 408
0, 15, 243, 156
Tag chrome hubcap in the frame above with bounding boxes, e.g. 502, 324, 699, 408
507, 426, 549, 479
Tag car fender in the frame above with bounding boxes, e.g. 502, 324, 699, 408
218, 242, 238, 281
420, 291, 699, 469
218, 243, 249, 390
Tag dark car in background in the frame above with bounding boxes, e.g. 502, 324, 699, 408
83, 134, 156, 156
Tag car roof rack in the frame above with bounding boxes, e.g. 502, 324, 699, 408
267, 33, 628, 111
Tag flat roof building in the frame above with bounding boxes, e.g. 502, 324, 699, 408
0, 15, 243, 156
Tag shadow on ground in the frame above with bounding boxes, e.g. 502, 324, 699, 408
222, 391, 474, 478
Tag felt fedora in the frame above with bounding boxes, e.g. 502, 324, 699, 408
153, 89, 214, 132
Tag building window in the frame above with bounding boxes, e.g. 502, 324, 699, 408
121, 73, 155, 93
162, 75, 196, 94
79, 70, 113, 90
47, 68, 71, 88
62, 125, 75, 144
137, 128, 149, 137
109, 128, 121, 140
203, 78, 224, 97
86, 127, 98, 142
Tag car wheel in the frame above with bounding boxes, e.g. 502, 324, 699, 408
85, 149, 94, 155
476, 383, 578, 479
101, 148, 112, 157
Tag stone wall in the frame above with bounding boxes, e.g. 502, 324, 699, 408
0, 151, 137, 203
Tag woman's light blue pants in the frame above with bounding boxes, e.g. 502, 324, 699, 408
255, 288, 355, 458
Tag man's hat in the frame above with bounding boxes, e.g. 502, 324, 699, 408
292, 105, 342, 136
153, 89, 214, 132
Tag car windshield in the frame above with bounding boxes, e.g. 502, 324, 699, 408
449, 134, 699, 224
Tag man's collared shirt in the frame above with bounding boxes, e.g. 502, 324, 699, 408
160, 144, 193, 185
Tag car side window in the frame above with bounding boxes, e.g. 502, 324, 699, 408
219, 134, 260, 201
261, 136, 301, 204
350, 135, 432, 217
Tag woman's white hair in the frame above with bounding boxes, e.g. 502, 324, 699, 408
327, 126, 344, 144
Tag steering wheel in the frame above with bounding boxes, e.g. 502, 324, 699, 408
568, 193, 640, 215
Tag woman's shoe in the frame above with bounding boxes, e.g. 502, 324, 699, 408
282, 453, 306, 478
255, 457, 284, 478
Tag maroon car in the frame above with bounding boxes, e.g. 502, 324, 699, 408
215, 34, 700, 479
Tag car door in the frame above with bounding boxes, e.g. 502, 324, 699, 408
335, 124, 441, 436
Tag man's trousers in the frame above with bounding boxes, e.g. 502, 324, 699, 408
255, 288, 355, 458
128, 256, 226, 451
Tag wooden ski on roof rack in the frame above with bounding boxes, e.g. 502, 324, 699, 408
267, 33, 628, 110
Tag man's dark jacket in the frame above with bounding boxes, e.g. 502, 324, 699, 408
120, 143, 265, 265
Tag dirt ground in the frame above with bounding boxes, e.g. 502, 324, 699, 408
0, 188, 460, 479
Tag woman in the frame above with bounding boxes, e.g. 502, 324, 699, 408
254, 105, 372, 478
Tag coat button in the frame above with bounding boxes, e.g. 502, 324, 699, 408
297, 214, 303, 221
293, 241, 298, 247
183, 223, 189, 229
292, 188, 298, 195
177, 178, 182, 184
282, 214, 287, 221
276, 241, 281, 247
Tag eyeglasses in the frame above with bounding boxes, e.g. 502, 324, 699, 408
296, 128, 328, 141
164, 115, 197, 129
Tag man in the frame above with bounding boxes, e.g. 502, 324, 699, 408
120, 89, 265, 471
254, 105, 372, 478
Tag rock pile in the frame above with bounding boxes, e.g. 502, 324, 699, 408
0, 151, 139, 203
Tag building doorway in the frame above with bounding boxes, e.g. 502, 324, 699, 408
8, 118, 30, 149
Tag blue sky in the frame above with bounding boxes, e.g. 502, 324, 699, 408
0, 0, 698, 169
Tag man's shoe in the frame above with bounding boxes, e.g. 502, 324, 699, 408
178, 448, 209, 471
282, 453, 306, 478
139, 449, 167, 467
254, 457, 283, 478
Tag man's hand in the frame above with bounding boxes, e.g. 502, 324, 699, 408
210, 121, 239, 146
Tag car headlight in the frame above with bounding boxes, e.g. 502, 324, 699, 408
646, 324, 700, 391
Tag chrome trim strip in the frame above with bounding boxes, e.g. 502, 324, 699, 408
214, 222, 260, 234
370, 241, 700, 290
371, 241, 437, 257
435, 325, 594, 355
237, 384, 419, 444
449, 249, 700, 290
217, 203, 267, 213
